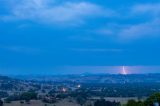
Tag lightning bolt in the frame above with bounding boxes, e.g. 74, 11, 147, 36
122, 66, 127, 75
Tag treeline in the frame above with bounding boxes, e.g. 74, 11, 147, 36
4, 91, 37, 103
81, 83, 160, 97
124, 93, 160, 106
0, 91, 8, 98
94, 99, 120, 106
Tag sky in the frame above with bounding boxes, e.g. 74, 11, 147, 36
0, 0, 160, 75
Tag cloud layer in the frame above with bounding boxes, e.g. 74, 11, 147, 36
1, 0, 159, 40
2, 0, 110, 25
97, 3, 160, 41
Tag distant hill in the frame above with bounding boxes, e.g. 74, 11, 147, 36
0, 75, 21, 91
9, 73, 160, 83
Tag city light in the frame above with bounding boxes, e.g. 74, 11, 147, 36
62, 88, 67, 92
77, 84, 81, 88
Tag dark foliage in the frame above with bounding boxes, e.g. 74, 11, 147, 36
94, 99, 120, 106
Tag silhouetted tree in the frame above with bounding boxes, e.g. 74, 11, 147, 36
145, 93, 160, 106
94, 99, 120, 106
0, 100, 3, 106
76, 95, 86, 106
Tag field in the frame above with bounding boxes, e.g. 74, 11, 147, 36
91, 97, 146, 104
3, 97, 145, 106
3, 99, 80, 106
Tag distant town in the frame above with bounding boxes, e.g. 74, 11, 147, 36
0, 74, 160, 106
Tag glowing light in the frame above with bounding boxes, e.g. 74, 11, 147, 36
62, 88, 67, 92
77, 84, 81, 88
122, 66, 127, 75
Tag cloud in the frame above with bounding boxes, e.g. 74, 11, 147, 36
119, 19, 160, 40
132, 3, 160, 16
2, 1, 160, 40
97, 3, 160, 41
0, 45, 40, 54
118, 3, 160, 40
1, 0, 112, 25
70, 48, 123, 52
97, 29, 114, 35
98, 20, 160, 41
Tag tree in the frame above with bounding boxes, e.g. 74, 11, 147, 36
126, 100, 137, 106
4, 98, 11, 103
94, 99, 120, 106
25, 99, 30, 104
145, 93, 160, 106
20, 100, 24, 104
0, 91, 9, 98
126, 99, 144, 106
20, 92, 37, 101
76, 95, 86, 106
0, 100, 3, 106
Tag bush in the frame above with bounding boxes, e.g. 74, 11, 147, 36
94, 99, 120, 106
145, 93, 160, 106
20, 100, 24, 104
0, 100, 3, 106
20, 92, 37, 101
4, 91, 37, 102
76, 95, 86, 106
126, 99, 144, 106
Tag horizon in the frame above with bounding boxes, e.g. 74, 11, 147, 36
4, 72, 160, 76
1, 66, 160, 76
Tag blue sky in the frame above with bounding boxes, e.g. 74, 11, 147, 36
0, 0, 160, 74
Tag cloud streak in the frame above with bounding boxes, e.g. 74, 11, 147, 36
98, 3, 160, 41
132, 3, 160, 16
70, 48, 123, 52
1, 0, 112, 25
119, 19, 160, 40
119, 3, 160, 40
0, 45, 40, 54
